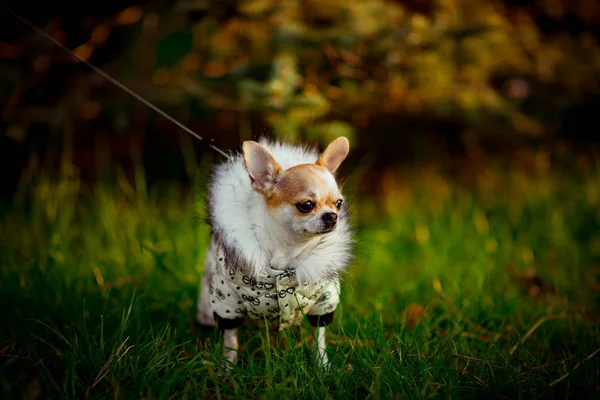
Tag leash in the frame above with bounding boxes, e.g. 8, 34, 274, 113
6, 7, 232, 160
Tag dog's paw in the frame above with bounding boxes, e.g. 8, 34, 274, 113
197, 311, 216, 327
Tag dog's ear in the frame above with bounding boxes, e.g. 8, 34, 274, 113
317, 136, 350, 174
243, 141, 281, 193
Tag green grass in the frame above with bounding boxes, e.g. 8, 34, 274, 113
1, 155, 600, 399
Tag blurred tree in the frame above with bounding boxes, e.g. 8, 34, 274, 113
139, 0, 600, 146
2, 0, 600, 187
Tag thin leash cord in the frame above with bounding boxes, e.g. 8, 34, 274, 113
6, 7, 231, 160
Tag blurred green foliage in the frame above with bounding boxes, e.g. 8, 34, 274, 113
4, 0, 600, 158
135, 0, 600, 145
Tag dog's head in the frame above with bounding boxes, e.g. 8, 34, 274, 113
243, 137, 350, 237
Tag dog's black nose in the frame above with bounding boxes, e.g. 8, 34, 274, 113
322, 212, 338, 227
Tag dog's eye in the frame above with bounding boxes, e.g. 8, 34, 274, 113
296, 200, 315, 213
335, 199, 343, 209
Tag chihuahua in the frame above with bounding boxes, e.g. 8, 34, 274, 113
197, 136, 353, 369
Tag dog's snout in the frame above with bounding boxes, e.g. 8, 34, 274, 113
322, 212, 338, 226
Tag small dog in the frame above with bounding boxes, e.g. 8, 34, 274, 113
197, 136, 353, 369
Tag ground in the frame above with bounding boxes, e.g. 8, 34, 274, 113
1, 151, 599, 399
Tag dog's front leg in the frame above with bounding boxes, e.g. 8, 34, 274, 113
214, 315, 244, 366
223, 328, 239, 365
312, 326, 329, 370
308, 312, 335, 370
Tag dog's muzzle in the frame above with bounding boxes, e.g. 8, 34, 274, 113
321, 212, 338, 231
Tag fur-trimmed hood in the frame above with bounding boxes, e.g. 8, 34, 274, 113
206, 138, 354, 286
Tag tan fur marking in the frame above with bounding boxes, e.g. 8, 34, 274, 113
266, 164, 341, 212
317, 137, 350, 174
243, 141, 281, 193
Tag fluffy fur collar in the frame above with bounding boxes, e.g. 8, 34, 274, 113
206, 138, 354, 286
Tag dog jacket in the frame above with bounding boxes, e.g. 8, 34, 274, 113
209, 247, 340, 330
